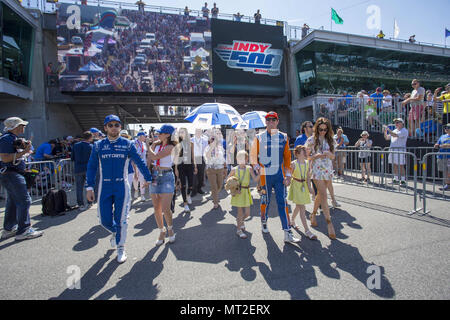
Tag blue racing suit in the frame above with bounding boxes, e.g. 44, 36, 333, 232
251, 130, 292, 231
86, 137, 152, 246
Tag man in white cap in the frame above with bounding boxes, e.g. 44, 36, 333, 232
0, 117, 43, 241
384, 118, 408, 186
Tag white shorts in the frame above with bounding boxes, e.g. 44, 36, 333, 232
388, 153, 406, 166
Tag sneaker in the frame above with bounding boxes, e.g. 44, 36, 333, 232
284, 230, 300, 244
184, 205, 190, 213
392, 179, 399, 185
332, 200, 341, 208
1, 225, 18, 240
400, 181, 407, 187
261, 222, 269, 234
187, 196, 192, 204
117, 246, 127, 264
140, 195, 146, 202
15, 228, 43, 241
439, 184, 449, 191
110, 233, 117, 248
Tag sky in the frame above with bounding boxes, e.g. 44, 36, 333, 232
119, 0, 450, 46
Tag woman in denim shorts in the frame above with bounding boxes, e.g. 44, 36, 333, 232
148, 124, 177, 246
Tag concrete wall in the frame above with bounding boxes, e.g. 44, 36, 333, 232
0, 9, 81, 146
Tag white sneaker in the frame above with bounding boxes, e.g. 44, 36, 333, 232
184, 205, 190, 213
284, 230, 300, 244
141, 195, 146, 202
117, 246, 127, 263
110, 233, 117, 248
15, 227, 43, 241
261, 222, 269, 234
1, 225, 18, 240
168, 226, 176, 244
187, 196, 192, 204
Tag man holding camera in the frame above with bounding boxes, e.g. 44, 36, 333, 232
0, 117, 43, 241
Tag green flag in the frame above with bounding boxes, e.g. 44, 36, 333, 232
331, 8, 344, 24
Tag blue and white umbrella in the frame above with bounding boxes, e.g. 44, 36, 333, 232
184, 103, 243, 127
233, 111, 267, 129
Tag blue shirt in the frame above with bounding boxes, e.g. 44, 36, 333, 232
334, 134, 349, 149
0, 132, 26, 171
35, 142, 52, 161
294, 134, 308, 147
436, 134, 450, 159
71, 141, 93, 174
370, 93, 384, 112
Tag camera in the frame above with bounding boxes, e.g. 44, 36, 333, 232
13, 138, 30, 150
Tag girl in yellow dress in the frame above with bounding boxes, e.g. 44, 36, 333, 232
288, 145, 317, 240
227, 150, 260, 239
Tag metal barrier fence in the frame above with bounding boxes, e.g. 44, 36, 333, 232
334, 149, 421, 215
420, 153, 449, 215
0, 159, 75, 205
313, 96, 445, 144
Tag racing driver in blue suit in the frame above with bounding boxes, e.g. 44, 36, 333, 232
86, 115, 152, 263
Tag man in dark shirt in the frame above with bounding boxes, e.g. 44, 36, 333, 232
0, 117, 43, 241
71, 131, 94, 209
254, 10, 262, 24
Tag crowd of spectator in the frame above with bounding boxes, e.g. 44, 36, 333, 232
315, 80, 450, 141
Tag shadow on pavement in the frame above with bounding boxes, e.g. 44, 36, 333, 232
73, 225, 110, 252
95, 245, 168, 300
306, 208, 362, 240
258, 234, 318, 300
51, 249, 119, 300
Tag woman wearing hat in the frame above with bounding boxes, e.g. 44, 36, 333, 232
148, 124, 178, 246
355, 131, 373, 183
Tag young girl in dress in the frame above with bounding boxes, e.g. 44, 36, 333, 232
288, 145, 317, 240
227, 150, 260, 239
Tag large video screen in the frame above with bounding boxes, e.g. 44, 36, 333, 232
211, 19, 286, 96
56, 4, 212, 93
56, 4, 285, 96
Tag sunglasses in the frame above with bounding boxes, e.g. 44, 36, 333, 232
319, 128, 328, 132
412, 83, 418, 86
266, 118, 278, 122
107, 123, 121, 128
307, 125, 313, 128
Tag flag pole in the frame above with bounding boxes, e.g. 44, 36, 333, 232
331, 8, 332, 31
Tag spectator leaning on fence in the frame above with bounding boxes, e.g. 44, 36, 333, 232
34, 139, 57, 161
434, 123, 450, 191
202, 2, 209, 18
211, 3, 219, 18
384, 118, 408, 186
0, 117, 43, 241
403, 79, 425, 137
71, 131, 94, 210
434, 83, 450, 126
254, 10, 261, 24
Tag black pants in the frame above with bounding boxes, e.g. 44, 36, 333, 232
178, 163, 194, 203
192, 162, 205, 194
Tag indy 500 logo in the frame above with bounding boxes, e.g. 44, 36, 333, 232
214, 41, 283, 76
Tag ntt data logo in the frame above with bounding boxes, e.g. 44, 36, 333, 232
214, 41, 283, 76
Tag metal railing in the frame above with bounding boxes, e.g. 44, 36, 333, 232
19, 0, 449, 46
420, 152, 449, 215
333, 149, 421, 215
0, 159, 74, 205
313, 96, 446, 144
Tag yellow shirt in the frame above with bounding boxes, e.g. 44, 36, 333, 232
438, 93, 450, 113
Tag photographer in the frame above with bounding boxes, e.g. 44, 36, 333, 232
0, 117, 43, 241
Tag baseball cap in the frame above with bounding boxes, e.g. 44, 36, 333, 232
90, 127, 101, 133
137, 131, 147, 137
103, 115, 121, 126
361, 131, 369, 137
3, 117, 28, 132
265, 111, 279, 120
393, 118, 404, 124
119, 130, 129, 136
156, 124, 175, 135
